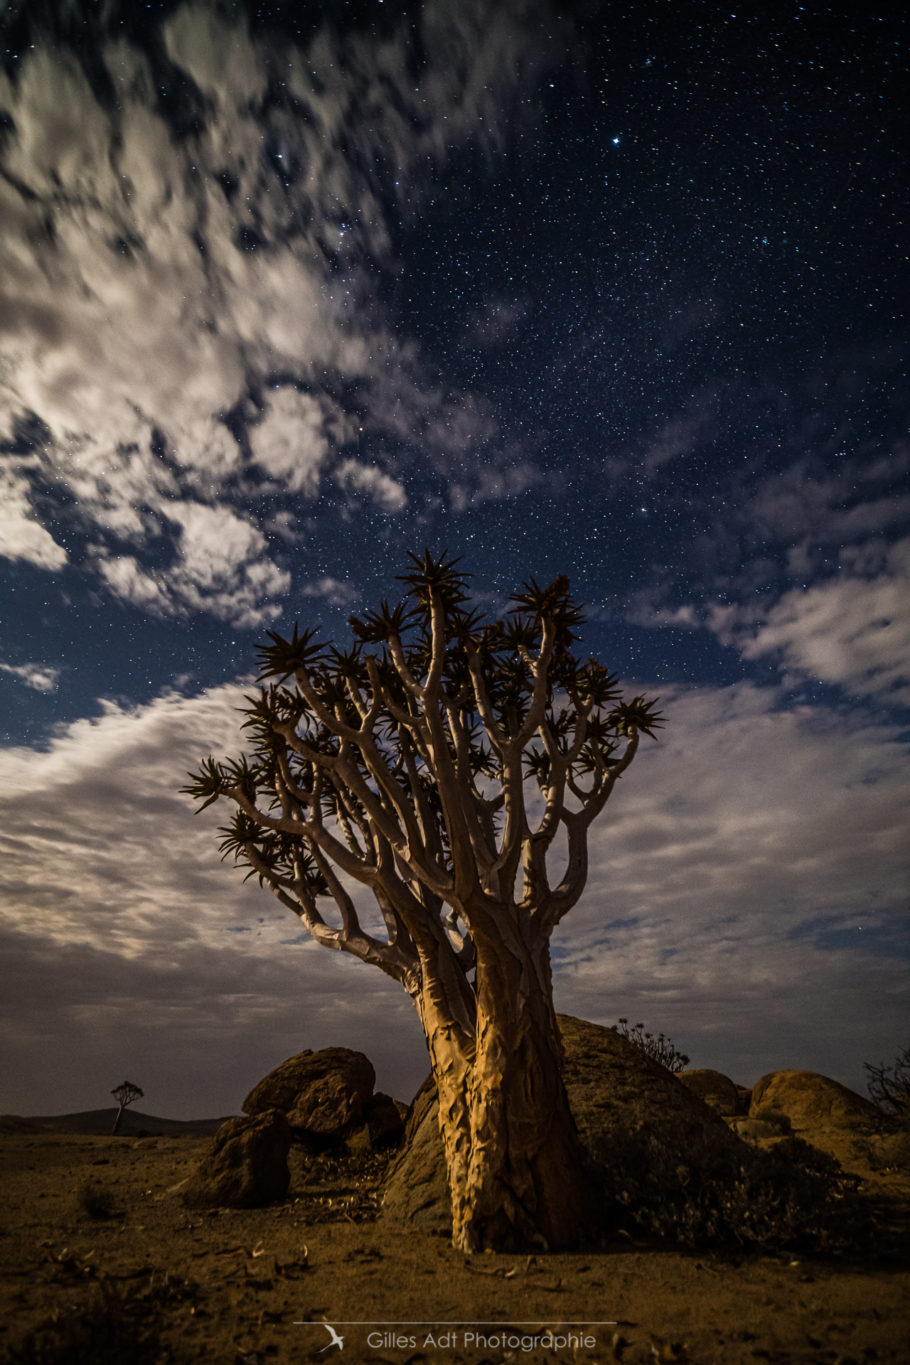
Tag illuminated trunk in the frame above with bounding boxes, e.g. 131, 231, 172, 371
419, 932, 602, 1252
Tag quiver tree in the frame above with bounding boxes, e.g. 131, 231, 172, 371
110, 1080, 143, 1135
185, 552, 662, 1251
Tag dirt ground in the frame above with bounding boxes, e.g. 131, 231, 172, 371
0, 1132, 907, 1365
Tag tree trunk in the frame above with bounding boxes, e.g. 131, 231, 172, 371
420, 933, 604, 1253
111, 1105, 124, 1136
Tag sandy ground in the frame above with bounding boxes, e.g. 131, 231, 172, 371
0, 1132, 908, 1364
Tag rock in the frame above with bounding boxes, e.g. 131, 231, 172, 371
750, 1069, 879, 1133
736, 1084, 753, 1113
243, 1047, 376, 1145
182, 1110, 291, 1208
381, 1015, 744, 1233
728, 1115, 792, 1144
678, 1068, 742, 1116
380, 1075, 448, 1228
364, 1091, 406, 1148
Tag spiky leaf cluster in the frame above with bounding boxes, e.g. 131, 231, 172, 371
183, 553, 663, 988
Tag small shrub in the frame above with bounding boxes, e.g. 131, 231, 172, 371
614, 1017, 690, 1073
77, 1182, 116, 1220
865, 1044, 910, 1120
599, 1127, 868, 1253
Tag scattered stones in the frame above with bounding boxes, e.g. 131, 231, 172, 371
182, 1110, 291, 1209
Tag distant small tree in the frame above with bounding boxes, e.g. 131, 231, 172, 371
615, 1018, 690, 1073
110, 1080, 143, 1135
865, 1046, 910, 1120
185, 552, 663, 1251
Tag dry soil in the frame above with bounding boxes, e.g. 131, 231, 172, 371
0, 1131, 907, 1364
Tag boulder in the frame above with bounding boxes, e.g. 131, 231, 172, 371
677, 1068, 742, 1116
182, 1110, 291, 1208
380, 1075, 448, 1228
364, 1091, 407, 1148
750, 1069, 879, 1133
381, 1015, 744, 1232
243, 1047, 376, 1145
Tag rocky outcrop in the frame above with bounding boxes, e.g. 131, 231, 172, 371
678, 1068, 742, 1116
381, 1015, 744, 1232
182, 1110, 291, 1208
750, 1069, 879, 1132
243, 1047, 376, 1146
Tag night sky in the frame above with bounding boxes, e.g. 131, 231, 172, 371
1, 0, 907, 1120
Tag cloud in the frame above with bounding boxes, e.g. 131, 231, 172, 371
558, 681, 910, 1085
335, 459, 408, 513
249, 390, 341, 496
0, 676, 907, 1114
0, 661, 61, 692
749, 446, 910, 548
449, 459, 545, 512
0, 461, 68, 569
639, 406, 715, 476
708, 537, 910, 705
0, 1, 556, 621
94, 503, 291, 627
302, 577, 360, 609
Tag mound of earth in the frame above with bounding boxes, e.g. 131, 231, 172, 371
381, 1014, 745, 1233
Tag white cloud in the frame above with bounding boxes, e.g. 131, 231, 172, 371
0, 677, 906, 1114
558, 681, 910, 1086
336, 459, 408, 512
302, 577, 360, 608
0, 661, 61, 693
709, 538, 910, 704
0, 2, 556, 623
95, 504, 290, 627
249, 390, 337, 496
0, 463, 68, 569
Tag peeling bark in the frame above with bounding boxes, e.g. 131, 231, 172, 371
419, 934, 603, 1252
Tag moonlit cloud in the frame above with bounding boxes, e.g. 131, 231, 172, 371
0, 463, 68, 570
0, 0, 554, 624
0, 661, 61, 693
335, 459, 409, 513
0, 676, 905, 1113
709, 538, 910, 705
560, 681, 910, 1083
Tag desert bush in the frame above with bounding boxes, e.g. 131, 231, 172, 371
614, 1018, 690, 1073
77, 1182, 116, 1220
865, 1126, 910, 1172
865, 1044, 910, 1121
599, 1128, 868, 1253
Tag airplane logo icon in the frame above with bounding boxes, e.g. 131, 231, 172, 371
317, 1323, 345, 1353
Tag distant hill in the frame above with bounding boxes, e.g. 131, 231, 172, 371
0, 1108, 233, 1137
